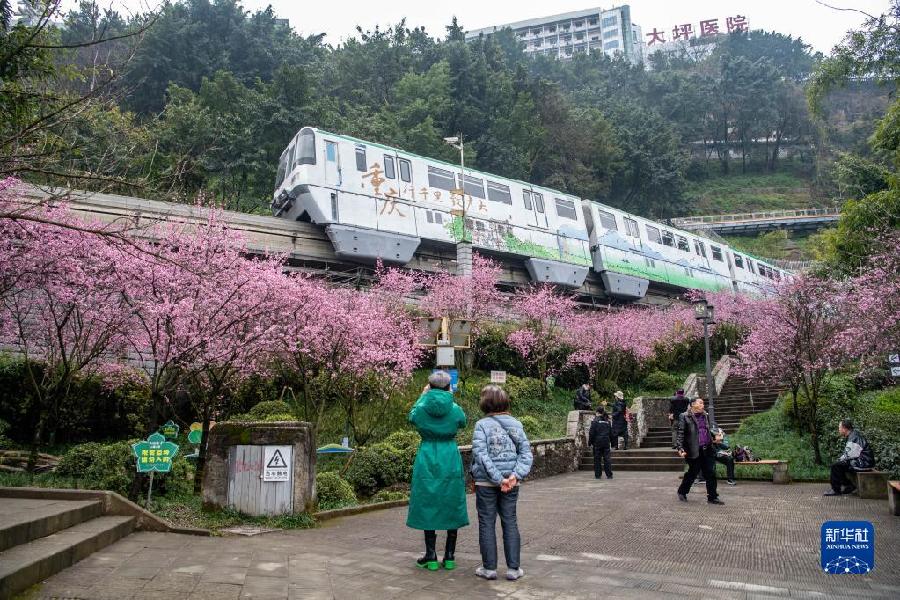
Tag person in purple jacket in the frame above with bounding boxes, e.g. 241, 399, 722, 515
675, 397, 724, 505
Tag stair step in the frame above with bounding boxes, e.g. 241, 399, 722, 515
0, 515, 135, 599
0, 499, 103, 552
579, 463, 683, 472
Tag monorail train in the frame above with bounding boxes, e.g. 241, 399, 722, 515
271, 127, 788, 299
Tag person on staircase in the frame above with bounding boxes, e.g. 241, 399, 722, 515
611, 391, 629, 450
824, 419, 875, 497
675, 397, 724, 505
668, 389, 689, 449
406, 370, 469, 571
588, 408, 613, 479
574, 383, 593, 411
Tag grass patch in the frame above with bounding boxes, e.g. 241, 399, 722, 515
730, 397, 829, 481
684, 172, 819, 215
152, 492, 315, 534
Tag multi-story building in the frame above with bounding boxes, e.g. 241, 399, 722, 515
465, 5, 645, 63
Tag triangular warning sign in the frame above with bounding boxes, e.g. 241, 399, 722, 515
266, 449, 288, 469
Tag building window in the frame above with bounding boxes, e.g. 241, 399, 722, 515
355, 145, 366, 171
733, 254, 744, 269
662, 230, 675, 247
427, 165, 455, 191
573, 20, 583, 27
677, 235, 689, 252
711, 246, 723, 262
603, 39, 620, 50
460, 174, 485, 198
603, 28, 618, 39
555, 197, 577, 220
399, 158, 411, 182
597, 209, 617, 231
383, 155, 396, 179
588, 17, 598, 26
487, 181, 512, 204
602, 16, 617, 27
645, 225, 661, 243
624, 218, 640, 238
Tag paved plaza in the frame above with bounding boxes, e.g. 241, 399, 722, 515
27, 471, 900, 599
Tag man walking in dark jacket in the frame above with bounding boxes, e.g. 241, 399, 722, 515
588, 409, 613, 479
668, 389, 689, 449
574, 384, 592, 411
676, 397, 723, 504
825, 419, 875, 496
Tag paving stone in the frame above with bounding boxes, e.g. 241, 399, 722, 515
190, 582, 243, 600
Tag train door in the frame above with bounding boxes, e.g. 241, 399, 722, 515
324, 140, 341, 187
522, 188, 548, 228
397, 156, 413, 198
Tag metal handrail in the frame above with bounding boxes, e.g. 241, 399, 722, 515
672, 206, 841, 226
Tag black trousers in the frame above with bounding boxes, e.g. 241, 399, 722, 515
699, 455, 735, 481
614, 430, 629, 450
592, 445, 612, 478
830, 461, 854, 493
678, 445, 718, 500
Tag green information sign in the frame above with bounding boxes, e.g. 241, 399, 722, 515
132, 433, 179, 473
159, 420, 180, 439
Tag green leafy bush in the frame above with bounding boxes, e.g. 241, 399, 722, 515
519, 415, 541, 438
315, 472, 357, 510
344, 442, 410, 497
57, 440, 192, 500
372, 489, 408, 503
642, 370, 680, 392
262, 413, 296, 421
503, 375, 543, 405
873, 386, 900, 415
0, 419, 12, 450
242, 401, 294, 420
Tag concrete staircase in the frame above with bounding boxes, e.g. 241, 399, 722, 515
579, 375, 783, 472
0, 497, 135, 599
712, 376, 780, 434
580, 448, 684, 472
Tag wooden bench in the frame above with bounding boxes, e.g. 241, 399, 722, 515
734, 460, 791, 484
889, 481, 900, 516
848, 470, 889, 500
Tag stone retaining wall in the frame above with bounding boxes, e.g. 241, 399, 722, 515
458, 437, 577, 484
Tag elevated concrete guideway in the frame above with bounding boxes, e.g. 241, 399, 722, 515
15, 186, 682, 306
672, 207, 841, 235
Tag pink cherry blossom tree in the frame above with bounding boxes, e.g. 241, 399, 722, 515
507, 284, 576, 400
735, 275, 850, 464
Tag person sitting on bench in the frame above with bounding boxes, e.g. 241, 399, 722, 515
825, 419, 875, 497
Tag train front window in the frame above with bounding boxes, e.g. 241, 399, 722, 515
275, 151, 288, 187
296, 129, 316, 166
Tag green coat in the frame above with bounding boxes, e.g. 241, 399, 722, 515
406, 389, 469, 531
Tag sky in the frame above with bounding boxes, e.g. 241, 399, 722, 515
233, 0, 889, 54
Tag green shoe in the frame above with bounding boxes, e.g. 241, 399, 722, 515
416, 558, 439, 571
442, 559, 456, 570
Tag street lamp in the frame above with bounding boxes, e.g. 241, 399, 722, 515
443, 134, 471, 277
692, 297, 717, 426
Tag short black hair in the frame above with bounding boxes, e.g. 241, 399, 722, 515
840, 418, 854, 430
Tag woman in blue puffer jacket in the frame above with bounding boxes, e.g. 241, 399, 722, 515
470, 384, 533, 582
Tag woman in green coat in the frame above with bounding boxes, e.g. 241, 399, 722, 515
406, 370, 468, 571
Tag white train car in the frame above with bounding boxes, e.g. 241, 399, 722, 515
272, 127, 591, 286
271, 126, 789, 298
